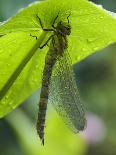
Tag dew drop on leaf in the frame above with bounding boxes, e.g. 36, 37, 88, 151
1, 101, 6, 105
35, 65, 39, 69
5, 95, 9, 99
0, 49, 3, 54
87, 38, 97, 43
6, 63, 10, 66
93, 46, 99, 51
82, 48, 87, 52
100, 16, 104, 19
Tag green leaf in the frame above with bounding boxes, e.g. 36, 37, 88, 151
0, 0, 116, 117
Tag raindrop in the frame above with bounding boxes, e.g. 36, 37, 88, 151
82, 48, 87, 52
100, 16, 104, 19
8, 102, 12, 106
11, 105, 16, 110
8, 102, 15, 109
9, 54, 13, 56
6, 63, 10, 66
5, 95, 9, 99
32, 78, 38, 83
87, 38, 96, 43
30, 77, 37, 85
0, 49, 3, 54
1, 100, 6, 105
35, 65, 39, 69
93, 47, 99, 51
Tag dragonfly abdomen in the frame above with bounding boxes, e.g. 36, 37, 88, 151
36, 96, 47, 145
36, 48, 57, 145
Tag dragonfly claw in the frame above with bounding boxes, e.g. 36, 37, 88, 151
41, 138, 44, 146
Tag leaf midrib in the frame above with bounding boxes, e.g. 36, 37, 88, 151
0, 31, 47, 101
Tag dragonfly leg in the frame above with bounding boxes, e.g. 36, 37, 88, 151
52, 36, 55, 47
52, 12, 59, 29
67, 13, 71, 24
36, 15, 54, 32
40, 34, 55, 49
30, 34, 37, 40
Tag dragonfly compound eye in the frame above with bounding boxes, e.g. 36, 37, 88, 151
62, 24, 71, 35
56, 21, 71, 36
66, 25, 71, 35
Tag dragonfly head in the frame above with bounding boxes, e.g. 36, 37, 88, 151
56, 21, 71, 36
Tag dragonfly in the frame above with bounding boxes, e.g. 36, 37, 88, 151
36, 13, 86, 145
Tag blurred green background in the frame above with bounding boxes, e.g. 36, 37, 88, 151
0, 0, 116, 155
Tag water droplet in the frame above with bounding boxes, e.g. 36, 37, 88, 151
1, 100, 6, 105
32, 78, 38, 83
30, 76, 38, 85
0, 49, 3, 54
93, 47, 99, 51
35, 65, 39, 69
6, 63, 10, 66
100, 16, 104, 19
5, 95, 9, 99
11, 106, 16, 110
82, 48, 87, 52
8, 102, 15, 109
87, 38, 96, 43
8, 101, 13, 106
9, 53, 12, 57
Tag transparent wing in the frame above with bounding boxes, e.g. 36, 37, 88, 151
49, 50, 86, 132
